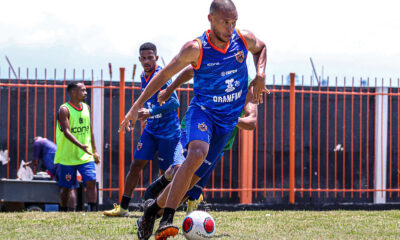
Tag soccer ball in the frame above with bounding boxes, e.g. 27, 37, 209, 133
182, 210, 215, 240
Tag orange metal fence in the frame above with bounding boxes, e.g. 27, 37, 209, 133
1, 68, 399, 205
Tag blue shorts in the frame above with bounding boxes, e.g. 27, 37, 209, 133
186, 152, 224, 199
134, 129, 184, 171
58, 161, 96, 189
174, 104, 233, 188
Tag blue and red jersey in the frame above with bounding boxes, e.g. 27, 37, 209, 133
140, 65, 181, 139
191, 29, 249, 131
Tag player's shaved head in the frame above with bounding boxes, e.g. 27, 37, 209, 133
210, 0, 236, 15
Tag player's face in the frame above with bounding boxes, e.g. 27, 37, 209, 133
139, 50, 158, 73
75, 83, 87, 101
209, 9, 238, 43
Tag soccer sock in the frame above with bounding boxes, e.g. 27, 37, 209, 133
120, 194, 131, 210
144, 175, 171, 200
160, 208, 176, 225
89, 202, 97, 212
145, 200, 161, 218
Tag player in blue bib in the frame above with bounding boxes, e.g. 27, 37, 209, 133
144, 68, 259, 214
104, 42, 183, 217
119, 1, 267, 239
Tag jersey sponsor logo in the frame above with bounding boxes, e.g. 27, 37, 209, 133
221, 69, 237, 77
198, 123, 207, 132
213, 89, 243, 103
225, 78, 235, 93
236, 50, 245, 63
65, 174, 72, 182
137, 141, 143, 151
149, 113, 162, 119
207, 62, 220, 67
71, 126, 90, 134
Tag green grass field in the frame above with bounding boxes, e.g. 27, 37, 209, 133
1, 210, 399, 239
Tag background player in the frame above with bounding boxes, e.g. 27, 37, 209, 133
25, 136, 59, 180
104, 42, 183, 217
55, 82, 100, 212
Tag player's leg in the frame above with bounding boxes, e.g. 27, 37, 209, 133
137, 105, 212, 239
77, 161, 97, 211
155, 126, 233, 239
104, 131, 155, 216
144, 135, 184, 200
58, 164, 78, 211
185, 151, 223, 213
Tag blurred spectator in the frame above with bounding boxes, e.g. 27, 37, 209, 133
25, 136, 59, 180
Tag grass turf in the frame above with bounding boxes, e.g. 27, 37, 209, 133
0, 210, 399, 239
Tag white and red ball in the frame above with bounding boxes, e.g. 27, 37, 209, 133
182, 211, 215, 240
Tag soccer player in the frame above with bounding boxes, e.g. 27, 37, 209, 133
55, 82, 100, 212
144, 66, 259, 214
104, 42, 183, 217
25, 136, 59, 180
119, 1, 267, 239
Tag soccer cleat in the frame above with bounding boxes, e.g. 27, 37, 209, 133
186, 194, 203, 214
103, 203, 129, 217
136, 199, 157, 240
155, 223, 179, 240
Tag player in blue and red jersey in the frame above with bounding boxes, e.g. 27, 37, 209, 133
104, 42, 183, 217
119, 1, 267, 239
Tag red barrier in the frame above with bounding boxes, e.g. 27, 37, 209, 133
2, 69, 400, 205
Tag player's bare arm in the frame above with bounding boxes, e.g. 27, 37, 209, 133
58, 106, 92, 155
90, 122, 100, 164
240, 29, 268, 104
119, 40, 200, 133
158, 66, 194, 105
237, 85, 258, 130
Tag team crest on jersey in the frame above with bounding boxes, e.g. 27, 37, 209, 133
236, 51, 245, 63
79, 117, 83, 124
137, 142, 143, 151
65, 174, 72, 182
198, 123, 207, 132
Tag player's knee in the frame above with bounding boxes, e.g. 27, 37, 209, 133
187, 148, 207, 163
165, 164, 180, 181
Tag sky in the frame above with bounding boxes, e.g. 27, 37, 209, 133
0, 0, 399, 85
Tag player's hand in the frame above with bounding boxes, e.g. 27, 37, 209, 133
80, 145, 93, 155
138, 108, 151, 121
158, 88, 172, 106
93, 152, 100, 164
251, 75, 269, 104
118, 104, 139, 133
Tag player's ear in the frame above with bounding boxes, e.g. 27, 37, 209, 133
155, 56, 159, 61
208, 14, 212, 23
